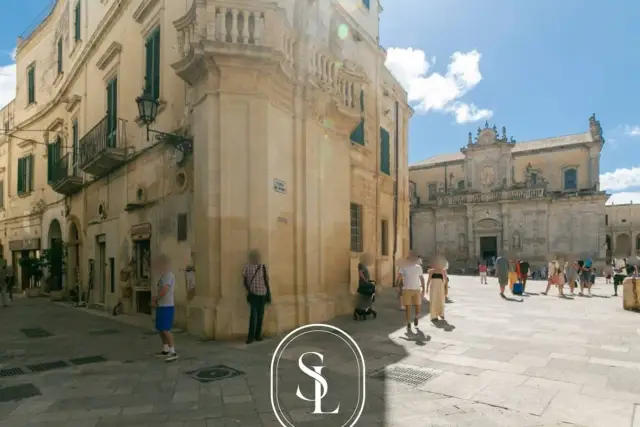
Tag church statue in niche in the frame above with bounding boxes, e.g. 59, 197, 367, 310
482, 166, 495, 187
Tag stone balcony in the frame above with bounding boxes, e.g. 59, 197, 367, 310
172, 0, 296, 80
171, 0, 363, 127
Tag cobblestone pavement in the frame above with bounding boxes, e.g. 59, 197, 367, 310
1, 276, 640, 427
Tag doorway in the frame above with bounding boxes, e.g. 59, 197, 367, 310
480, 236, 498, 263
97, 239, 106, 304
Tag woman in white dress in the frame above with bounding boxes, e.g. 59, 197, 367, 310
426, 256, 448, 321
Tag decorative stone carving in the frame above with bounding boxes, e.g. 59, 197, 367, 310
589, 113, 604, 141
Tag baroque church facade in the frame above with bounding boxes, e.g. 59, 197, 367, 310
409, 115, 608, 269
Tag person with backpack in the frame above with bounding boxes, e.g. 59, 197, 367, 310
242, 249, 272, 344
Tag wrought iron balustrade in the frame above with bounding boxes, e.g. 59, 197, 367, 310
78, 116, 127, 176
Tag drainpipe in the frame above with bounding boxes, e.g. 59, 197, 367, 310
392, 100, 399, 282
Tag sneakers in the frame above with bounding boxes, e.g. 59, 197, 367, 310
156, 351, 170, 357
165, 352, 178, 362
413, 318, 418, 327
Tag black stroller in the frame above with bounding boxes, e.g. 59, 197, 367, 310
353, 281, 377, 320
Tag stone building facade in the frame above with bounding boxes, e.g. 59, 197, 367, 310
0, 0, 410, 339
605, 202, 640, 259
409, 117, 608, 269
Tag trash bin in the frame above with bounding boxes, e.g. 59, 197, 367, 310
622, 277, 640, 311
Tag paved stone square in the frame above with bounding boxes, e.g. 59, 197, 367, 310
1, 276, 640, 426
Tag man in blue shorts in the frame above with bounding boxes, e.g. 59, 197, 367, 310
153, 254, 178, 361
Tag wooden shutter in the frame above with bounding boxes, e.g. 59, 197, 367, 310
0, 181, 4, 209
27, 67, 35, 104
74, 2, 81, 41
144, 35, 153, 95
106, 78, 117, 147
153, 30, 161, 100
350, 120, 365, 145
72, 121, 78, 173
47, 143, 54, 183
380, 127, 390, 175
57, 38, 63, 74
17, 157, 24, 194
28, 155, 34, 192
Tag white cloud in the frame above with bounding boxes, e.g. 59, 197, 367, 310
600, 167, 640, 192
385, 47, 492, 123
623, 125, 640, 136
0, 63, 16, 109
0, 48, 16, 109
606, 192, 640, 206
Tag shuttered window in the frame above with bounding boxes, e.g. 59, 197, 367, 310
27, 66, 35, 105
350, 89, 365, 145
17, 155, 33, 195
0, 181, 5, 209
144, 28, 161, 101
380, 127, 390, 175
47, 137, 62, 183
350, 203, 363, 252
74, 1, 81, 41
106, 78, 118, 148
72, 120, 79, 174
57, 38, 63, 74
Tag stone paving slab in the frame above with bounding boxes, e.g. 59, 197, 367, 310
0, 277, 639, 426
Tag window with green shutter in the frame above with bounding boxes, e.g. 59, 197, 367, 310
27, 66, 35, 105
380, 127, 390, 175
0, 180, 5, 209
57, 38, 63, 74
47, 137, 61, 183
350, 89, 365, 145
17, 156, 32, 194
144, 28, 161, 101
72, 120, 78, 175
74, 1, 81, 41
106, 77, 118, 148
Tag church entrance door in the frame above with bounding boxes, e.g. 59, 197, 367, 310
480, 236, 498, 263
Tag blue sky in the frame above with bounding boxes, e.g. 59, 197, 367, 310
0, 0, 638, 202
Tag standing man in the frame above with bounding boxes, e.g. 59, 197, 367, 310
243, 249, 271, 344
495, 255, 509, 298
6, 263, 14, 302
397, 253, 425, 332
519, 259, 530, 293
152, 254, 178, 361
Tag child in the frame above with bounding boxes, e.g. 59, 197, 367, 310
479, 262, 488, 284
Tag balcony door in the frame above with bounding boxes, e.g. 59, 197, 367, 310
106, 77, 118, 148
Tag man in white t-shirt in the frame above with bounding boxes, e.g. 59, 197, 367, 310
397, 253, 425, 331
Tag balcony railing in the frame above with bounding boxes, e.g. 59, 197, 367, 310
78, 116, 127, 176
432, 188, 547, 206
50, 152, 82, 196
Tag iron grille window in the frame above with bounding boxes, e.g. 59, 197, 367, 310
350, 203, 363, 252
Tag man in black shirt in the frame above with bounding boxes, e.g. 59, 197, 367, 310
519, 260, 530, 293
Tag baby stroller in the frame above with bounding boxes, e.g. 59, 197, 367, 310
353, 281, 377, 320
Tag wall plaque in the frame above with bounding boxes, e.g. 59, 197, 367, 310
273, 179, 286, 194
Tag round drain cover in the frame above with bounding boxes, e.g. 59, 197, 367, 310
192, 366, 237, 381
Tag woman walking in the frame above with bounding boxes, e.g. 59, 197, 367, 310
542, 259, 564, 296
426, 256, 447, 321
479, 262, 488, 284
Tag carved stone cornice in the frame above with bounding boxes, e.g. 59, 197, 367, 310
64, 95, 81, 113
96, 41, 122, 70
133, 0, 159, 24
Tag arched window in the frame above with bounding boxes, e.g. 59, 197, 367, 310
563, 168, 577, 190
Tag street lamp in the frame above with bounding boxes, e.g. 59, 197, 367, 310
135, 90, 193, 156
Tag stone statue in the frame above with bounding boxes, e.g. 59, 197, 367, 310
492, 125, 498, 134
468, 132, 472, 145
484, 120, 489, 129
477, 127, 481, 137
589, 113, 603, 140
502, 126, 507, 139
510, 137, 516, 144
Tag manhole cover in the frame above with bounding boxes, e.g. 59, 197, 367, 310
69, 355, 107, 366
0, 367, 25, 377
27, 360, 69, 373
20, 328, 53, 338
0, 383, 41, 402
369, 366, 439, 386
186, 365, 244, 383
88, 329, 120, 335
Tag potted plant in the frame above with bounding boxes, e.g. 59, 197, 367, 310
40, 241, 66, 300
